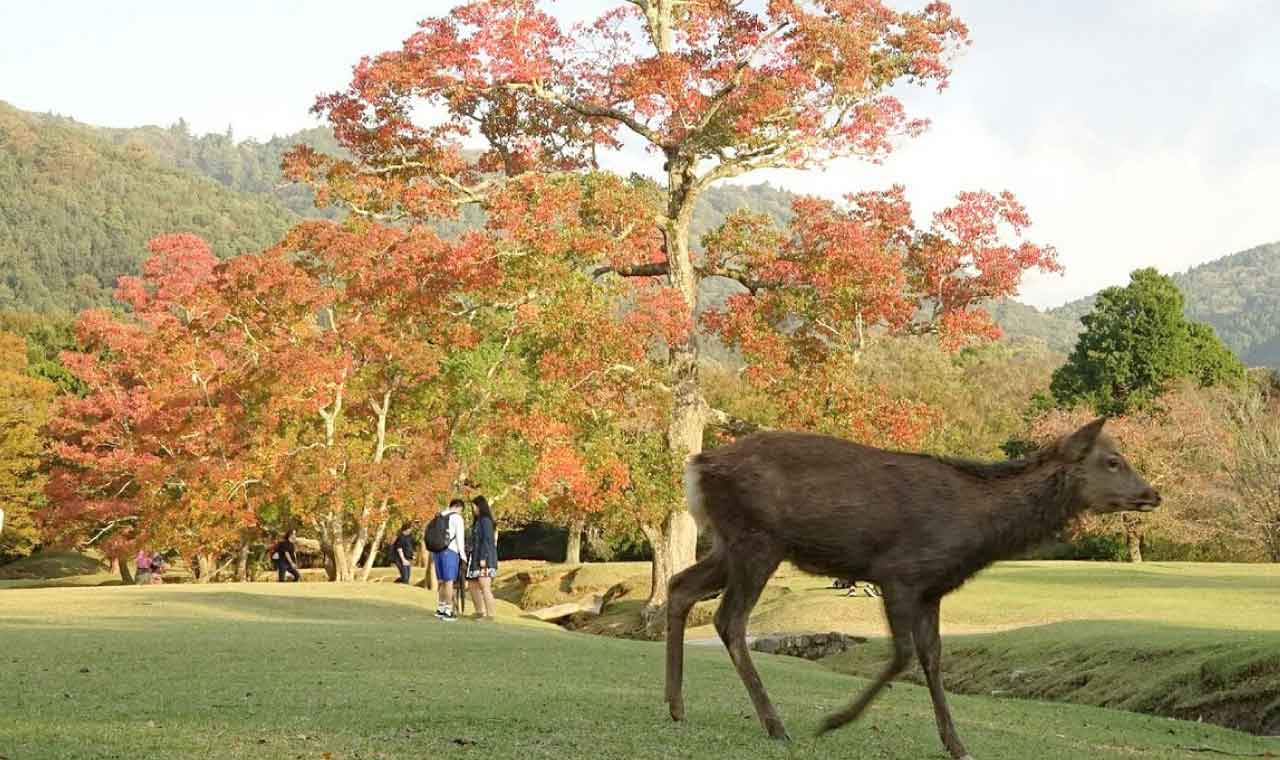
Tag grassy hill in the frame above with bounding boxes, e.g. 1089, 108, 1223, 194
1, 580, 1273, 759
0, 102, 297, 313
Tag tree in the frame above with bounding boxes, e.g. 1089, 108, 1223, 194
287, 0, 1057, 613
1051, 268, 1244, 416
1223, 378, 1280, 560
0, 332, 56, 561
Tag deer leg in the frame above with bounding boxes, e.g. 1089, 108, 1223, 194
665, 551, 728, 723
817, 587, 919, 736
915, 596, 972, 760
715, 552, 787, 741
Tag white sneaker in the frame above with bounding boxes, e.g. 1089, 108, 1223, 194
441, 611, 458, 622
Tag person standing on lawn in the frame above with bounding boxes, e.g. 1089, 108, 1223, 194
272, 529, 301, 582
392, 522, 415, 584
427, 499, 467, 621
466, 495, 499, 620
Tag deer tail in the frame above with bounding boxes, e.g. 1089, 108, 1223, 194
683, 454, 711, 534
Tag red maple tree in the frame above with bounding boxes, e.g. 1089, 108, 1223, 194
286, 0, 1055, 609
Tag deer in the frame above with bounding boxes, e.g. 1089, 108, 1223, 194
664, 417, 1160, 760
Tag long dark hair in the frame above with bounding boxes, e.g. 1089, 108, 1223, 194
471, 495, 493, 523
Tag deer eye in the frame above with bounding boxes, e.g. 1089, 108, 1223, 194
1105, 457, 1122, 472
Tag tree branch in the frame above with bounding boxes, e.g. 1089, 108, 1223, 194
591, 261, 670, 279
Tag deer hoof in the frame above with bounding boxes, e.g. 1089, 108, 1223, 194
668, 700, 685, 723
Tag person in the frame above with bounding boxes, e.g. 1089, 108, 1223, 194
392, 523, 415, 584
431, 499, 467, 622
148, 553, 167, 585
272, 529, 301, 582
465, 495, 499, 620
134, 550, 153, 585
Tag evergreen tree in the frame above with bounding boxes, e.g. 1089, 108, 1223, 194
1051, 268, 1244, 415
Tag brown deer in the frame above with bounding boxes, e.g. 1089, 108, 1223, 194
665, 418, 1160, 760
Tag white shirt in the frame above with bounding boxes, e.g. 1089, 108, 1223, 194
443, 508, 467, 560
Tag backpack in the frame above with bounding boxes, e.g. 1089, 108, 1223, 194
424, 513, 450, 553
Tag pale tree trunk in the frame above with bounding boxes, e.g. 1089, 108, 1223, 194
108, 556, 121, 577
359, 517, 389, 582
564, 518, 585, 564
194, 553, 217, 583
1122, 515, 1143, 563
644, 161, 705, 619
236, 544, 251, 582
642, 523, 673, 633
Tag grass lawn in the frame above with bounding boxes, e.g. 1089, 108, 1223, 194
1, 581, 1277, 759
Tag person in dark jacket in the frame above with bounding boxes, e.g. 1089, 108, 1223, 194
272, 529, 301, 582
392, 522, 415, 584
465, 495, 499, 619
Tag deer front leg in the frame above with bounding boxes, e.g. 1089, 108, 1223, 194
915, 596, 973, 760
818, 588, 918, 735
665, 553, 727, 722
715, 554, 788, 740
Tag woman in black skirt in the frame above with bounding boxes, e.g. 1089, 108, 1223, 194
465, 496, 498, 619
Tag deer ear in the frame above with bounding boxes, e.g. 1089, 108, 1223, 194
1062, 417, 1106, 462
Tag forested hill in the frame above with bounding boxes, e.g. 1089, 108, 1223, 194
994, 241, 1280, 368
3, 102, 1277, 368
0, 102, 296, 313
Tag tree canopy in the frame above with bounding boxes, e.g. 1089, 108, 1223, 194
1050, 268, 1244, 416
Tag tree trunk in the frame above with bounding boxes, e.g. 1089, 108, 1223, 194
236, 544, 250, 583
108, 556, 120, 577
643, 165, 705, 615
641, 523, 673, 634
359, 519, 388, 582
1122, 515, 1143, 563
321, 514, 355, 581
564, 518, 585, 564
115, 556, 134, 585
194, 552, 217, 583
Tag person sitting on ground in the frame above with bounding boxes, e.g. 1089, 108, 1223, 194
272, 529, 301, 582
134, 549, 153, 585
465, 495, 499, 620
392, 522, 415, 584
427, 499, 467, 622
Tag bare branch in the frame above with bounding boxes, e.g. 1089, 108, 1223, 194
706, 407, 768, 436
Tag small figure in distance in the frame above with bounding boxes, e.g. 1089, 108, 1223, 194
465, 495, 499, 620
148, 552, 167, 585
134, 549, 153, 585
272, 529, 302, 583
392, 522, 416, 584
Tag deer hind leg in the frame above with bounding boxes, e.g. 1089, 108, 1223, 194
665, 550, 728, 722
818, 585, 920, 736
915, 596, 972, 760
715, 548, 788, 740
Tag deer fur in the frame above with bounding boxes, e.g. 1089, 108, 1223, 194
664, 418, 1160, 759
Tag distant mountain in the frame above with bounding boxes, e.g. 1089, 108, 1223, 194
994, 241, 1280, 368
5, 102, 1277, 369
0, 102, 296, 313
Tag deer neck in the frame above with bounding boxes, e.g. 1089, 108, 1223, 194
980, 467, 1086, 559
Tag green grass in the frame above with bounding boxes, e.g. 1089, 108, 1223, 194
0, 550, 106, 581
1, 582, 1277, 759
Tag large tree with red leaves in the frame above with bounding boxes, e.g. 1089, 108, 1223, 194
286, 0, 1057, 610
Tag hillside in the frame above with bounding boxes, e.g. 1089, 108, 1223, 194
5, 103, 1278, 370
995, 242, 1280, 368
0, 102, 296, 313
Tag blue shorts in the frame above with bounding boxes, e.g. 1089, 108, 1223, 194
434, 550, 460, 582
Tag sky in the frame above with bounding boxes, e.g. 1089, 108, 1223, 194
2, 1, 1277, 309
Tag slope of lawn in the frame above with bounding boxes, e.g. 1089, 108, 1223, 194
1, 582, 1276, 759
825, 621, 1280, 736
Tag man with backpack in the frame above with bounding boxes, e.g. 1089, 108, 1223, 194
425, 499, 467, 621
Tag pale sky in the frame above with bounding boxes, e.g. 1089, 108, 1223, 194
2, 1, 1277, 308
